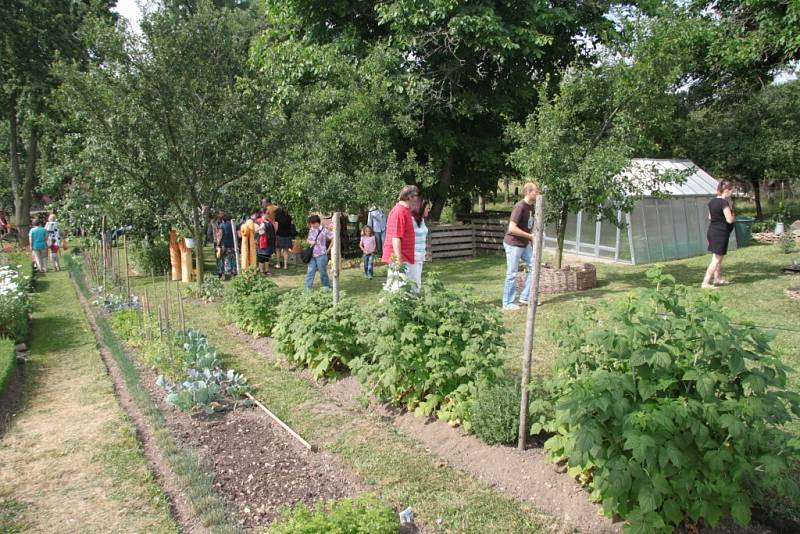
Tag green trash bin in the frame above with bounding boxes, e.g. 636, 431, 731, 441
734, 216, 755, 247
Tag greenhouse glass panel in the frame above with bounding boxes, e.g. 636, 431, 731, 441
629, 203, 650, 264
599, 219, 618, 248
643, 199, 665, 262
564, 213, 578, 251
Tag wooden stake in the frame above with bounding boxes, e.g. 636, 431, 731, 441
157, 306, 164, 340
245, 392, 314, 451
332, 212, 340, 306
101, 217, 107, 290
231, 219, 240, 275
177, 286, 186, 334
518, 193, 546, 451
123, 235, 131, 304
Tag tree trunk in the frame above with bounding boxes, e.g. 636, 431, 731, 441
750, 178, 763, 220
504, 176, 510, 204
554, 204, 568, 270
429, 151, 455, 221
478, 192, 486, 213
8, 101, 37, 248
193, 224, 205, 285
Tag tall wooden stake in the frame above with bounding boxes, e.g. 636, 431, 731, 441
101, 217, 107, 290
123, 235, 131, 304
332, 212, 341, 306
518, 193, 546, 451
177, 286, 186, 334
231, 219, 240, 274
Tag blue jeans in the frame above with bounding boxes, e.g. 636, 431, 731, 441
363, 254, 374, 278
306, 254, 330, 289
503, 242, 533, 306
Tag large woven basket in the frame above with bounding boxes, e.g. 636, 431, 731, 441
517, 263, 597, 295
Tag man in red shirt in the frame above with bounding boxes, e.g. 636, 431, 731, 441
382, 184, 418, 290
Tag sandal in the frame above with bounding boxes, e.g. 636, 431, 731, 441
714, 279, 730, 286
701, 284, 718, 289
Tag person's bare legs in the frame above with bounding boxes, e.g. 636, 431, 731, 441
282, 248, 289, 269
713, 256, 727, 284
702, 254, 722, 288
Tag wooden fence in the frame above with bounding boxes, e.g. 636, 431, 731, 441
426, 216, 510, 261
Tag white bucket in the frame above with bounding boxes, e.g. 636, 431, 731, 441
775, 222, 785, 236
347, 214, 359, 223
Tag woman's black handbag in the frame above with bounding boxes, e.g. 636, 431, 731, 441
301, 228, 325, 264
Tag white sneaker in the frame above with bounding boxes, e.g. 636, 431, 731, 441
519, 299, 528, 305
502, 303, 520, 311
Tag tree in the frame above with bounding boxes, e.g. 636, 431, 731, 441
1, 0, 115, 246
252, 0, 622, 220
508, 13, 691, 268
681, 80, 800, 220
58, 0, 279, 283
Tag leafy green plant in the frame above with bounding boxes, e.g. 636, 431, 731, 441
110, 309, 142, 345
267, 495, 397, 534
471, 380, 522, 445
350, 277, 507, 429
131, 240, 170, 275
186, 277, 224, 302
159, 368, 249, 414
543, 267, 800, 533
223, 268, 279, 336
0, 263, 33, 342
273, 289, 365, 379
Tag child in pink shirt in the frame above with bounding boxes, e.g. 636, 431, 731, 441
359, 225, 377, 280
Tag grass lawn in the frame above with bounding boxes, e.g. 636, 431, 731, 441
0, 271, 176, 533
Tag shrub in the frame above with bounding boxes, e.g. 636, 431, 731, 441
186, 277, 224, 302
223, 268, 279, 336
471, 380, 521, 445
273, 289, 365, 379
0, 264, 33, 342
0, 338, 14, 396
543, 268, 800, 533
350, 277, 507, 430
267, 495, 397, 534
131, 240, 170, 275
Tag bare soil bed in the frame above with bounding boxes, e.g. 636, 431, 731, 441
136, 357, 360, 529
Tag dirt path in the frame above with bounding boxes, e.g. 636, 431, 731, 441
0, 272, 177, 533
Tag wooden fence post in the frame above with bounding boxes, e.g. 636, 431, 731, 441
231, 219, 240, 275
101, 217, 107, 290
123, 235, 131, 304
518, 193, 546, 451
332, 212, 340, 306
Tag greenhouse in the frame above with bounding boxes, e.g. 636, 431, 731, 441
542, 159, 737, 264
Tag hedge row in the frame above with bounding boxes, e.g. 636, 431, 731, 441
0, 338, 15, 397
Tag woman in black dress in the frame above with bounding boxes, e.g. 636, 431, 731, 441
702, 180, 735, 288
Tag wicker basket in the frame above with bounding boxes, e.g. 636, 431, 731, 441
517, 263, 597, 295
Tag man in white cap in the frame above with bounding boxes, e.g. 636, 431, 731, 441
367, 205, 386, 258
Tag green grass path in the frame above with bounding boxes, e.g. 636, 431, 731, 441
0, 271, 177, 533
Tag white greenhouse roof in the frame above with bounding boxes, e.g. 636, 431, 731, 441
625, 159, 718, 197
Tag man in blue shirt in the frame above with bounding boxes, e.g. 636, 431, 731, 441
29, 219, 49, 272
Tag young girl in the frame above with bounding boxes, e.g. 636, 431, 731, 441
359, 225, 377, 279
45, 214, 61, 272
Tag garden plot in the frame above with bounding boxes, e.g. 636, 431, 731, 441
134, 351, 360, 529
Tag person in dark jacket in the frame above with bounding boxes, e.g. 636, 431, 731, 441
274, 205, 294, 270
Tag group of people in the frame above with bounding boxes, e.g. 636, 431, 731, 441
28, 214, 63, 273
209, 197, 296, 280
